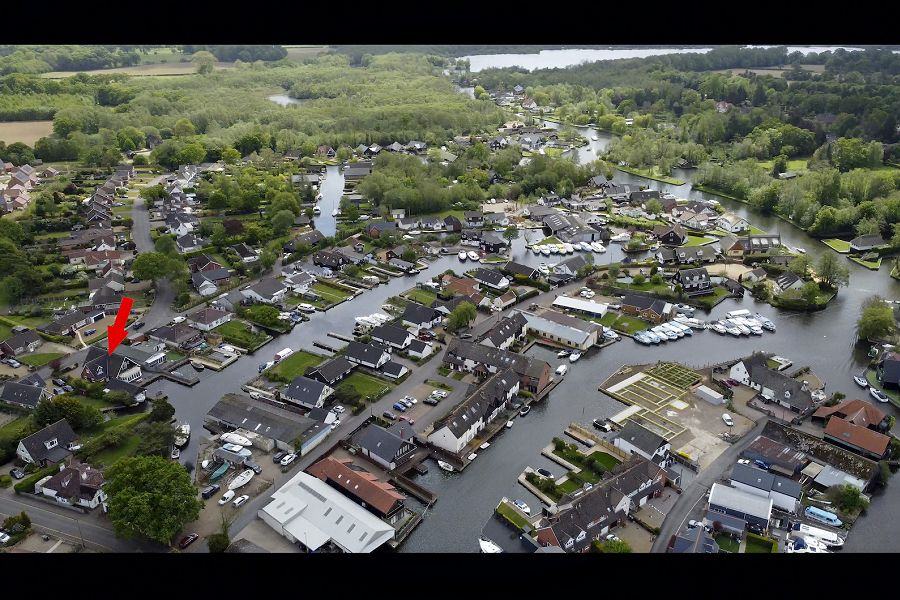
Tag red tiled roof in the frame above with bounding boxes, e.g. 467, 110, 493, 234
824, 418, 890, 456
306, 457, 405, 516
813, 399, 886, 429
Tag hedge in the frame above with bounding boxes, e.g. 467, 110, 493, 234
14, 464, 60, 494
512, 274, 550, 291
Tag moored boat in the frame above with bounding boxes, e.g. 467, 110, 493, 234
227, 469, 255, 490
541, 246, 551, 256
506, 420, 514, 429
174, 423, 191, 448
220, 432, 252, 447
190, 360, 205, 371
467, 251, 480, 261
479, 536, 503, 553
480, 442, 491, 450
853, 375, 868, 388
438, 460, 455, 473
458, 250, 467, 261
519, 405, 531, 417
590, 241, 606, 253
569, 351, 582, 363
513, 500, 531, 515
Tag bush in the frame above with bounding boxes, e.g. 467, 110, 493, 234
207, 532, 230, 553
14, 465, 59, 494
0, 474, 12, 488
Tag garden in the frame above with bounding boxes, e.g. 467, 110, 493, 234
212, 319, 271, 350
266, 351, 324, 384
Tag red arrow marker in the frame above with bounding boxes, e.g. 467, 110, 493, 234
107, 297, 134, 355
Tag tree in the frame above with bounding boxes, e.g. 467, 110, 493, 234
260, 248, 277, 270
400, 249, 417, 264
828, 484, 869, 513
154, 235, 177, 256
607, 264, 620, 280
856, 296, 896, 341
149, 398, 176, 423
191, 50, 217, 75
645, 199, 663, 216
770, 154, 788, 178
816, 251, 850, 289
105, 456, 202, 545
271, 209, 295, 236
788, 254, 811, 276
135, 421, 176, 457
105, 390, 137, 407
207, 515, 231, 553
173, 119, 196, 138
132, 252, 181, 282
632, 273, 646, 285
221, 147, 240, 164
503, 225, 519, 241
345, 205, 360, 222
446, 301, 477, 332
33, 396, 102, 430
801, 281, 820, 305
591, 538, 632, 553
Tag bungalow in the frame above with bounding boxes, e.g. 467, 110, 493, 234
850, 234, 886, 253
471, 268, 510, 291
146, 324, 204, 351
187, 307, 232, 332
406, 141, 427, 154
669, 527, 720, 554
344, 341, 391, 369
441, 275, 480, 298
38, 462, 106, 510
356, 424, 417, 471
305, 356, 356, 387
40, 308, 106, 336
420, 216, 444, 231
187, 254, 224, 273
343, 162, 373, 180
401, 303, 443, 330
80, 346, 145, 384
370, 324, 415, 351
676, 211, 713, 231
878, 352, 900, 389
284, 230, 325, 253
242, 279, 288, 305
313, 250, 349, 270
396, 217, 419, 231
365, 221, 398, 239
231, 243, 259, 264
16, 420, 78, 466
741, 268, 768, 284
480, 232, 508, 255
673, 267, 713, 296
483, 212, 509, 227
491, 291, 518, 312
0, 329, 43, 357
191, 269, 231, 296
503, 261, 539, 280
812, 398, 889, 432
773, 272, 804, 295
719, 235, 747, 257
428, 369, 519, 454
613, 421, 671, 467
553, 254, 592, 277
388, 258, 416, 273
282, 376, 333, 410
629, 189, 660, 204
176, 233, 207, 253
477, 312, 527, 350
653, 224, 687, 246
716, 213, 750, 233
729, 353, 814, 414
525, 205, 559, 222
464, 211, 484, 228
621, 294, 673, 324
282, 271, 316, 294
380, 361, 408, 380
407, 339, 433, 360
708, 483, 772, 532
0, 381, 51, 410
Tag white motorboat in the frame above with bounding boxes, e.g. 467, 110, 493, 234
854, 375, 869, 388
174, 423, 191, 448
644, 330, 663, 343
569, 351, 582, 363
556, 364, 568, 376
541, 246, 551, 256
726, 327, 742, 337
549, 245, 559, 254
506, 420, 514, 429
711, 323, 727, 334
591, 135, 599, 141
513, 500, 532, 515
480, 442, 491, 450
795, 247, 807, 254
467, 251, 480, 261
458, 250, 468, 261
610, 232, 631, 243
331, 208, 340, 217
557, 349, 570, 358
468, 453, 478, 461
531, 245, 541, 254
479, 536, 503, 553
313, 204, 321, 214
674, 303, 695, 316
563, 244, 575, 254
170, 447, 180, 460
784, 536, 830, 553
538, 263, 550, 275
761, 320, 776, 332
220, 432, 252, 447
438, 460, 455, 473
228, 469, 255, 490
590, 242, 606, 253
791, 522, 845, 548
870, 387, 889, 403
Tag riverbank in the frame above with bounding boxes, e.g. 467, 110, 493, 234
616, 166, 685, 186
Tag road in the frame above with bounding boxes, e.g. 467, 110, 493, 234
131, 178, 177, 328
0, 490, 161, 552
650, 417, 769, 552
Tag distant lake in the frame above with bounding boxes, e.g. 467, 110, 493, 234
267, 94, 304, 107
463, 46, 877, 73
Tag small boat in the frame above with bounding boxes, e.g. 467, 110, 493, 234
480, 442, 491, 450
610, 232, 631, 243
531, 245, 542, 254
315, 192, 323, 201
711, 323, 727, 334
591, 135, 599, 141
170, 447, 180, 460
796, 247, 807, 254
538, 263, 550, 275
563, 244, 575, 254
174, 423, 191, 448
313, 204, 321, 214
467, 453, 478, 461
506, 420, 514, 429
541, 247, 551, 256
467, 251, 480, 261
438, 460, 455, 473
190, 360, 205, 371
557, 350, 570, 358
726, 327, 742, 337
519, 405, 531, 417
784, 536, 830, 554
210, 462, 229, 481
458, 250, 467, 261
591, 242, 606, 253
228, 469, 255, 490
868, 347, 879, 358
331, 208, 340, 217
549, 245, 559, 254
513, 500, 531, 515
870, 387, 889, 403
221, 432, 252, 447
674, 303, 695, 316
479, 536, 503, 553
556, 364, 568, 376
853, 375, 869, 388
569, 351, 582, 363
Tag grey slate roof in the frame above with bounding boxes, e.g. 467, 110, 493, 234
306, 356, 355, 385
401, 302, 440, 326
283, 376, 329, 407
357, 424, 412, 464
344, 340, 389, 365
206, 394, 324, 446
20, 419, 76, 463
744, 353, 813, 411
478, 313, 527, 347
370, 324, 412, 347
0, 381, 46, 408
616, 421, 668, 455
472, 268, 507, 287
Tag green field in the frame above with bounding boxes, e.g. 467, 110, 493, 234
744, 534, 778, 554
758, 157, 810, 172
0, 322, 13, 340
496, 501, 532, 532
404, 288, 437, 306
598, 312, 650, 334
0, 416, 34, 445
312, 282, 353, 304
18, 353, 65, 367
338, 372, 392, 399
684, 235, 717, 247
267, 351, 324, 383
213, 320, 271, 350
822, 239, 851, 253
849, 256, 882, 270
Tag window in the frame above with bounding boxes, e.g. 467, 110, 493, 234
44, 438, 58, 450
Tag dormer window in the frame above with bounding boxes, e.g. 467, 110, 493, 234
44, 438, 58, 450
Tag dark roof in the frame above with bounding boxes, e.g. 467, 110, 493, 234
478, 313, 527, 347
381, 361, 406, 377
850, 234, 885, 248
366, 221, 397, 232
401, 302, 440, 326
555, 254, 590, 273
283, 376, 329, 407
740, 435, 808, 472
407, 339, 429, 354
504, 261, 538, 278
432, 369, 518, 439
42, 463, 104, 501
622, 294, 669, 316
306, 356, 355, 385
445, 339, 550, 384
731, 463, 775, 491
744, 354, 813, 411
472, 268, 507, 286
670, 527, 719, 553
357, 424, 412, 464
226, 539, 270, 553
20, 419, 76, 463
879, 355, 900, 385
231, 243, 257, 259
617, 421, 668, 455
370, 324, 413, 346
206, 394, 324, 446
344, 340, 389, 365
188, 307, 230, 325
1, 329, 42, 351
0, 381, 46, 408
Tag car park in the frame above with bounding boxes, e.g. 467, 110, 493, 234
218, 490, 235, 505
423, 397, 439, 406
232, 495, 250, 508
272, 451, 287, 463
178, 533, 199, 549
382, 411, 397, 421
201, 484, 220, 499
280, 453, 298, 467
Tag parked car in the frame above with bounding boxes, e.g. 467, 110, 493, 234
280, 453, 298, 467
382, 411, 397, 421
133, 322, 145, 330
63, 385, 73, 393
172, 316, 186, 324
9, 467, 24, 480
178, 533, 199, 549
688, 520, 700, 529
727, 379, 740, 386
7, 359, 21, 368
83, 329, 96, 336
201, 484, 220, 500
52, 387, 64, 395
243, 459, 262, 474
232, 495, 250, 508
737, 459, 750, 465
605, 534, 621, 542
432, 390, 448, 398
423, 397, 439, 406
272, 451, 287, 464
53, 378, 65, 387
0, 531, 9, 545
722, 413, 734, 427
400, 398, 413, 408
404, 395, 418, 404
392, 402, 407, 412
459, 333, 473, 339
418, 330, 436, 341
754, 459, 769, 470
331, 419, 342, 430
332, 405, 345, 414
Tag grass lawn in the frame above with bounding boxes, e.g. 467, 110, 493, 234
91, 433, 142, 469
715, 534, 740, 553
213, 320, 271, 350
267, 351, 324, 383
616, 165, 686, 186
695, 286, 732, 309
0, 315, 51, 328
544, 147, 565, 158
598, 312, 650, 334
18, 353, 65, 368
165, 350, 185, 361
0, 416, 33, 442
0, 322, 13, 341
69, 395, 113, 410
619, 281, 671, 294
338, 372, 392, 399
539, 236, 562, 246
745, 534, 778, 554
452, 371, 465, 380
404, 288, 437, 306
822, 239, 851, 253
758, 157, 810, 172
312, 282, 352, 304
684, 234, 717, 247
496, 501, 532, 532
748, 226, 768, 235
849, 256, 882, 270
